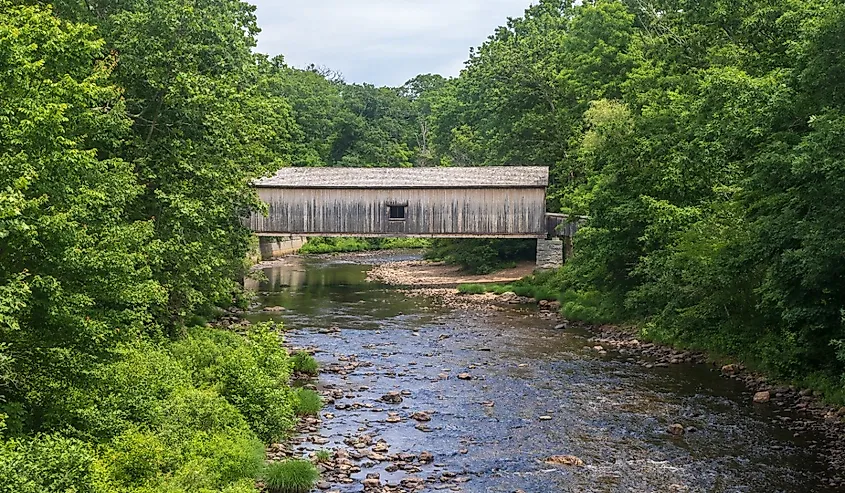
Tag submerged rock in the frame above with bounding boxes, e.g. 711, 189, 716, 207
667, 423, 685, 436
545, 455, 584, 467
410, 411, 431, 422
380, 391, 403, 404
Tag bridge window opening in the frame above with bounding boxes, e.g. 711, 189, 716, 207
388, 205, 407, 221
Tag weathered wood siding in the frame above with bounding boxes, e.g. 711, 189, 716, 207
250, 187, 547, 238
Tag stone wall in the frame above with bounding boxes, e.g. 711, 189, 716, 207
536, 238, 564, 269
256, 235, 307, 260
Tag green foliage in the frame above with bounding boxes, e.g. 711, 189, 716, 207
51, 0, 297, 327
258, 60, 426, 167
290, 352, 319, 376
170, 325, 295, 442
314, 450, 332, 463
0, 0, 165, 435
424, 0, 845, 399
457, 284, 489, 295
0, 435, 97, 493
5, 0, 845, 491
426, 239, 535, 274
291, 389, 322, 417
263, 460, 319, 493
559, 290, 620, 325
299, 237, 429, 254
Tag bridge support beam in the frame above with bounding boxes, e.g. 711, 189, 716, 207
536, 238, 564, 270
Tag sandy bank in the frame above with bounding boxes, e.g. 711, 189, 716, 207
366, 260, 535, 287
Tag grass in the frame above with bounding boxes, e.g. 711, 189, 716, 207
299, 237, 430, 254
264, 459, 319, 493
457, 281, 561, 302
457, 283, 489, 295
290, 351, 318, 376
314, 449, 332, 463
292, 388, 322, 416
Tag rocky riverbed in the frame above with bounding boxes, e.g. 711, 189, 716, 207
244, 253, 845, 492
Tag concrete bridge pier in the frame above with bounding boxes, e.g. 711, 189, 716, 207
251, 235, 307, 261
536, 238, 564, 269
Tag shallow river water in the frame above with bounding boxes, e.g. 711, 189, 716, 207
246, 254, 840, 493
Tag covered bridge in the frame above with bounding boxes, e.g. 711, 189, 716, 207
249, 166, 550, 238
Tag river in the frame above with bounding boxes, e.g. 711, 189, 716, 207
245, 253, 840, 493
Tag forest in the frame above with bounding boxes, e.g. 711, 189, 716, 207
1, 0, 844, 491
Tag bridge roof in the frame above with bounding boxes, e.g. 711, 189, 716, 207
255, 166, 549, 189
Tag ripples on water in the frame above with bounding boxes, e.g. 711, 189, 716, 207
246, 254, 838, 493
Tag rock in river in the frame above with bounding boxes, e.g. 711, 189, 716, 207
545, 455, 584, 467
753, 391, 771, 404
667, 423, 685, 436
410, 411, 431, 422
380, 391, 403, 404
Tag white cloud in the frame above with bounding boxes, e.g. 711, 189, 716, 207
251, 0, 533, 86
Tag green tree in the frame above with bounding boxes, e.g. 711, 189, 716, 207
52, 0, 300, 326
0, 1, 164, 432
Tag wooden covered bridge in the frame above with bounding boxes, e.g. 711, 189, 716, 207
249, 166, 579, 267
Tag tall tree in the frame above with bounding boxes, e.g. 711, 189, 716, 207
51, 0, 300, 325
0, 1, 163, 431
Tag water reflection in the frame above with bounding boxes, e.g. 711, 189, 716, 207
246, 257, 435, 330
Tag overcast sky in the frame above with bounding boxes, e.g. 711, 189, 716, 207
250, 0, 533, 87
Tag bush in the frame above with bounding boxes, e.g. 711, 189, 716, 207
560, 290, 619, 324
292, 389, 322, 416
264, 460, 319, 493
290, 352, 318, 376
426, 239, 535, 274
70, 342, 191, 440
0, 434, 98, 493
99, 386, 265, 492
170, 325, 296, 442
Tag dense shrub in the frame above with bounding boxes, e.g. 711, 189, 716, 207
0, 435, 98, 493
426, 239, 535, 274
170, 325, 296, 442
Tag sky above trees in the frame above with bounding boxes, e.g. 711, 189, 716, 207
250, 0, 533, 86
